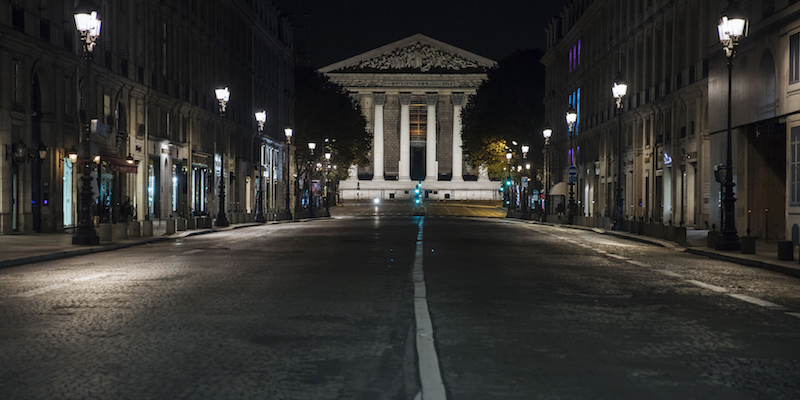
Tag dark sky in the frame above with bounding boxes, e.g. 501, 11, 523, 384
272, 0, 569, 68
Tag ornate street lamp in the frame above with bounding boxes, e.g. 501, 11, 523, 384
565, 108, 578, 224
307, 142, 316, 217
284, 127, 293, 218
215, 87, 230, 227
68, 147, 79, 165
253, 110, 267, 222
72, 2, 101, 245
612, 71, 628, 231
505, 151, 513, 209
542, 126, 552, 218
716, 1, 747, 251
521, 144, 530, 218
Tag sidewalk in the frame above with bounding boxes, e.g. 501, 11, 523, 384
0, 219, 284, 270
530, 220, 800, 278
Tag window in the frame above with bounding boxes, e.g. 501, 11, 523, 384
12, 61, 21, 103
409, 95, 427, 142
792, 127, 800, 206
791, 33, 800, 84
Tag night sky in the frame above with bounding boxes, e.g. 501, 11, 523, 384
272, 0, 570, 68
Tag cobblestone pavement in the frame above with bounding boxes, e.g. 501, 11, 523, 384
1, 214, 799, 399
0, 219, 420, 400
424, 219, 800, 399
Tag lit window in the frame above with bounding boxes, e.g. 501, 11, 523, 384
791, 33, 800, 84
792, 127, 800, 206
409, 95, 427, 142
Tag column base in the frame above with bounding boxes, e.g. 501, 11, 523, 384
373, 176, 385, 182
399, 176, 412, 182
425, 176, 437, 182
451, 176, 464, 182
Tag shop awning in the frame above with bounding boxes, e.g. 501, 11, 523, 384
549, 182, 568, 197
102, 155, 138, 174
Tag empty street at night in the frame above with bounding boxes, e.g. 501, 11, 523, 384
1, 205, 799, 399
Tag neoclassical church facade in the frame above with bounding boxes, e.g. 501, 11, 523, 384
320, 34, 500, 201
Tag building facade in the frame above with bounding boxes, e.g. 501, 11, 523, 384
0, 0, 294, 233
543, 0, 713, 229
544, 0, 800, 242
320, 34, 501, 201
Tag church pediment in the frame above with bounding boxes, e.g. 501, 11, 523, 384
320, 34, 496, 74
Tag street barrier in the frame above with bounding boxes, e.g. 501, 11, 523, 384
128, 221, 141, 238
112, 223, 128, 241
98, 223, 112, 242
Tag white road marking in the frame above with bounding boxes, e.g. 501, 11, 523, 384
10, 273, 113, 298
411, 217, 447, 400
656, 269, 683, 277
594, 249, 607, 254
9, 283, 70, 298
786, 312, 800, 320
686, 280, 729, 293
73, 273, 111, 282
727, 294, 785, 309
626, 260, 649, 267
607, 254, 628, 260
182, 249, 204, 255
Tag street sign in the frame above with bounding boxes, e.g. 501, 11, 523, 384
568, 165, 578, 183
532, 189, 539, 197
521, 177, 529, 188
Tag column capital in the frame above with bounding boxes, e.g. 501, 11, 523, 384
451, 92, 465, 107
373, 92, 386, 106
425, 92, 438, 106
399, 92, 412, 106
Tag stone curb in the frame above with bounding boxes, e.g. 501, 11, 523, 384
522, 218, 800, 279
0, 219, 307, 270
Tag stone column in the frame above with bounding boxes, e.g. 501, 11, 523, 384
399, 93, 412, 181
425, 93, 438, 181
373, 93, 386, 181
451, 93, 465, 181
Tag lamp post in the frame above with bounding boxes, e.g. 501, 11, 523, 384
284, 127, 293, 219
505, 151, 512, 210
72, 2, 101, 245
254, 111, 267, 222
566, 108, 578, 225
324, 151, 331, 213
521, 144, 530, 218
715, 1, 747, 251
308, 142, 316, 217
542, 127, 552, 218
612, 71, 628, 231
215, 87, 230, 227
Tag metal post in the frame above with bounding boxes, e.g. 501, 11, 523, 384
615, 103, 624, 231
716, 56, 740, 250
73, 30, 99, 245
568, 125, 575, 225
254, 132, 266, 222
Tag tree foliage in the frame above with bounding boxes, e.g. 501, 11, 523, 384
461, 49, 546, 180
293, 66, 371, 180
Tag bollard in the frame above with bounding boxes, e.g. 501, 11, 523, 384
98, 223, 112, 242
740, 236, 756, 254
707, 231, 720, 248
112, 223, 128, 241
777, 240, 793, 261
166, 218, 176, 235
141, 220, 153, 237
177, 218, 187, 231
187, 218, 196, 230
128, 221, 141, 238
675, 226, 687, 246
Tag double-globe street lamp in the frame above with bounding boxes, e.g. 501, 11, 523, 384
307, 142, 316, 217
215, 87, 231, 227
254, 111, 267, 222
284, 127, 293, 219
72, 2, 102, 245
715, 1, 747, 251
612, 72, 628, 231
542, 126, 552, 218
565, 108, 578, 224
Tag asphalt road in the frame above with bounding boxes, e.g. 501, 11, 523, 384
1, 204, 799, 399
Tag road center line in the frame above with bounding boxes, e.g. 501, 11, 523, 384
626, 260, 648, 267
656, 269, 683, 277
686, 280, 729, 293
727, 293, 785, 309
183, 249, 204, 255
607, 254, 628, 260
412, 217, 447, 400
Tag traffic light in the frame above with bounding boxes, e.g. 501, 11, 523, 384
506, 179, 512, 186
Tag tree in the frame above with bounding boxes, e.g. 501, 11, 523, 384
293, 66, 371, 179
460, 49, 546, 180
